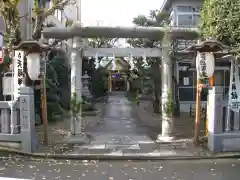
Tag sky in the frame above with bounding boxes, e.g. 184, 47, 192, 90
81, 0, 164, 26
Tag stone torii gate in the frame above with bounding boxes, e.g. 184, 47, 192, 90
42, 23, 199, 141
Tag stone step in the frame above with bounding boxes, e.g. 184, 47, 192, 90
106, 144, 140, 150
75, 148, 113, 154
74, 143, 141, 154
78, 143, 140, 149
68, 142, 194, 155
72, 142, 190, 155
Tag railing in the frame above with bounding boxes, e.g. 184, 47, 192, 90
0, 81, 37, 152
0, 102, 20, 134
174, 39, 198, 51
0, 72, 20, 134
0, 101, 23, 149
221, 104, 240, 133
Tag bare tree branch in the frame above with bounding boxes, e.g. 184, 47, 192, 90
32, 0, 76, 39
19, 12, 29, 19
49, 39, 62, 47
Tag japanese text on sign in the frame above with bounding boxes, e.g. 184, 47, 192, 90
14, 50, 24, 99
16, 51, 24, 83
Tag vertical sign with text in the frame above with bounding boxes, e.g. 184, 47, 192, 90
14, 50, 24, 99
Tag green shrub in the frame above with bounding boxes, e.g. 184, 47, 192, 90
91, 67, 108, 98
163, 91, 175, 117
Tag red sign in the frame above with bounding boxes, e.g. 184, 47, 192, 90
0, 47, 3, 63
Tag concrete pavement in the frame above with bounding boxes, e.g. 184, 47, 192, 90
68, 92, 199, 157
0, 155, 239, 180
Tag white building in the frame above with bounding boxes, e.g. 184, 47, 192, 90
160, 0, 229, 112
161, 0, 203, 28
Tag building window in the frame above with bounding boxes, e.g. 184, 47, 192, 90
178, 68, 231, 102
176, 5, 201, 12
179, 71, 194, 86
192, 14, 200, 26
179, 70, 195, 101
177, 6, 192, 12
178, 14, 193, 26
192, 6, 201, 12
177, 14, 200, 27
179, 87, 195, 101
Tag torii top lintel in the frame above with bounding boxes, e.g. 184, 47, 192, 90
42, 24, 200, 40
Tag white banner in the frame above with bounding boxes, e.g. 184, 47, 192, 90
228, 58, 240, 112
14, 50, 24, 99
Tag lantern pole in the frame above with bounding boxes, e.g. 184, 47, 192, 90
40, 75, 48, 144
13, 41, 49, 144
40, 54, 48, 145
195, 79, 202, 144
182, 39, 229, 146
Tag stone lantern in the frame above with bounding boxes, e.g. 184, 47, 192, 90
82, 71, 92, 99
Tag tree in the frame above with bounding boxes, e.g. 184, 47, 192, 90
0, 0, 75, 122
88, 37, 118, 64
85, 33, 118, 98
200, 0, 240, 48
127, 10, 169, 113
0, 0, 75, 47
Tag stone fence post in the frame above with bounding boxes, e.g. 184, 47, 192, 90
20, 87, 37, 153
207, 87, 224, 152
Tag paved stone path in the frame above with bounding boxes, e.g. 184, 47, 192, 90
89, 92, 158, 142
69, 92, 198, 156
87, 92, 157, 143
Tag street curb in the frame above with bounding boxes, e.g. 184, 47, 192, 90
0, 147, 240, 161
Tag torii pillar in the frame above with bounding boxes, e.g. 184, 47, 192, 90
157, 34, 174, 141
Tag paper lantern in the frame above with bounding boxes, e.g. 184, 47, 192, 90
26, 53, 41, 80
196, 52, 215, 79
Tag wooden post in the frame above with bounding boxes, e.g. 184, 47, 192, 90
40, 74, 48, 145
195, 79, 202, 145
